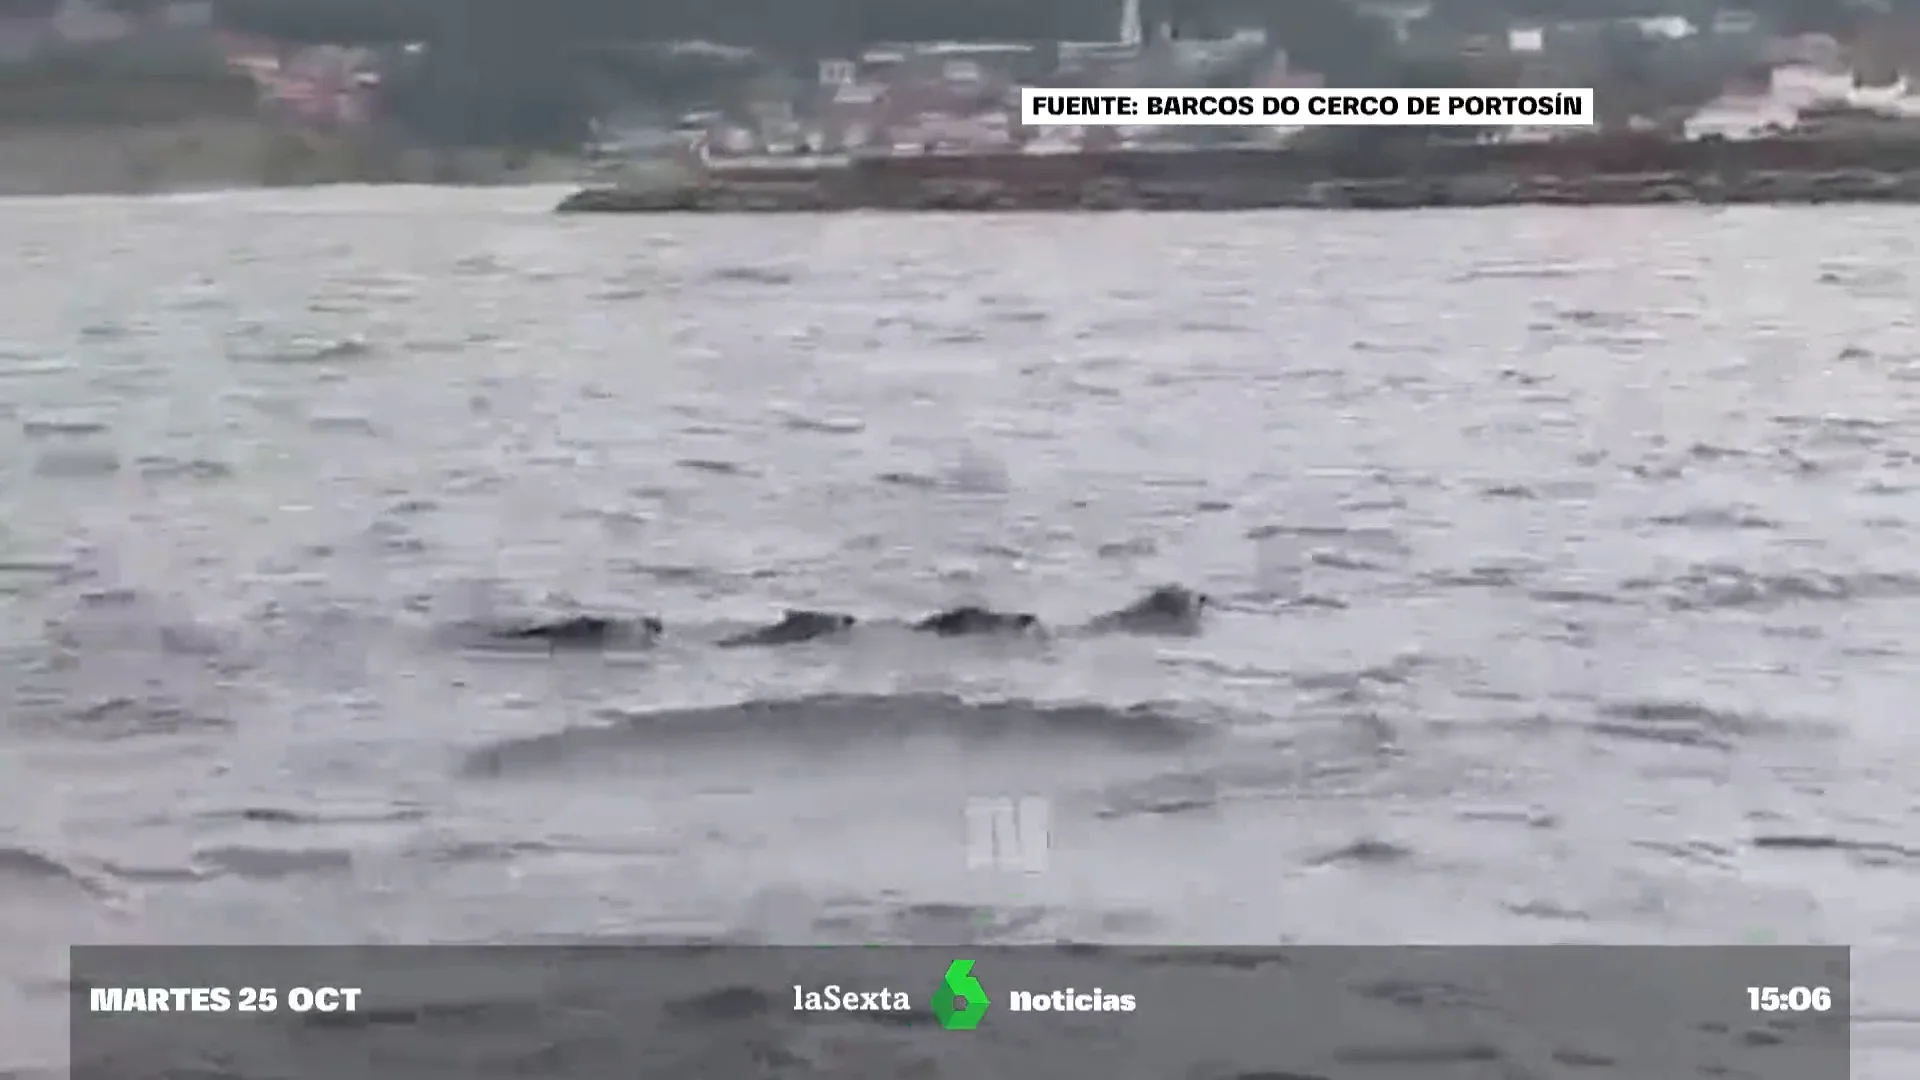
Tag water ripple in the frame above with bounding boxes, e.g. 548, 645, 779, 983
2, 195, 1917, 1077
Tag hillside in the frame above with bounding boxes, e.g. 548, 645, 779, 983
0, 56, 259, 128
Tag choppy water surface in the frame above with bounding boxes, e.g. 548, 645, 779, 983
2, 188, 1918, 1076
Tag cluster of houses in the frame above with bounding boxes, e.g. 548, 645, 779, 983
7, 0, 1920, 154
0, 0, 382, 128
1469, 9, 1920, 136
594, 0, 1326, 162
593, 2, 1920, 168
214, 32, 385, 127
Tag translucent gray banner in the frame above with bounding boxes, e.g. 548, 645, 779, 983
72, 944, 1848, 1080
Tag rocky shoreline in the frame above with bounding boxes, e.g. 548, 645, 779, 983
559, 167, 1920, 212
556, 132, 1920, 213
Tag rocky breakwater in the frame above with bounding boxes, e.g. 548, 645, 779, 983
556, 132, 1920, 213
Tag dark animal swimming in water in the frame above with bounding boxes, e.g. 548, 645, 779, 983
913, 606, 1040, 637
717, 609, 857, 647
486, 615, 662, 649
464, 586, 1206, 652
1084, 585, 1211, 635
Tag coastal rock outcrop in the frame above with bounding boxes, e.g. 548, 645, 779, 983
556, 134, 1920, 213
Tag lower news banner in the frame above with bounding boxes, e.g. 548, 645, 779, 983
72, 945, 1848, 1079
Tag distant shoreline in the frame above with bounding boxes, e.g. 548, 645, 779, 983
558, 167, 1920, 213
557, 132, 1920, 213
0, 118, 580, 197
0, 63, 582, 195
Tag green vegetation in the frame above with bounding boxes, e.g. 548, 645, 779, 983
0, 51, 259, 127
208, 0, 1909, 51
188, 0, 1914, 148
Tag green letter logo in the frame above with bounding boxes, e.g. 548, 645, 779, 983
932, 959, 990, 1031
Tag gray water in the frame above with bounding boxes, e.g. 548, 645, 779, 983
2, 187, 1916, 1076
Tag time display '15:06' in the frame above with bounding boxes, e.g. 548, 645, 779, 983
1746, 986, 1833, 1012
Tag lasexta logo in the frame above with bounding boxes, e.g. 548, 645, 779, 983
932, 959, 990, 1031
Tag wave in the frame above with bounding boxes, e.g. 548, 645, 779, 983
0, 845, 109, 900
460, 692, 1210, 778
